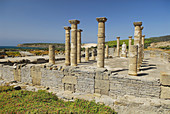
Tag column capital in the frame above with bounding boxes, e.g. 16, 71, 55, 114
64, 26, 71, 30
96, 17, 107, 22
117, 37, 120, 39
142, 35, 145, 37
128, 36, 132, 39
141, 26, 144, 30
77, 29, 83, 32
133, 22, 142, 26
69, 20, 80, 24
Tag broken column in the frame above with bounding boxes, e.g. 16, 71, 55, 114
77, 29, 83, 63
64, 26, 71, 66
96, 17, 107, 68
85, 47, 89, 62
69, 20, 80, 66
105, 44, 109, 58
91, 49, 95, 60
128, 45, 138, 76
117, 37, 120, 57
142, 35, 145, 59
133, 22, 142, 71
128, 36, 132, 55
49, 45, 55, 64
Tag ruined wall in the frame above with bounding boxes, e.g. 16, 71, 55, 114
0, 64, 163, 99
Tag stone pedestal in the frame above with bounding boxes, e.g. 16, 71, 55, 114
133, 22, 142, 71
85, 47, 89, 62
77, 29, 83, 63
128, 45, 138, 76
128, 36, 132, 55
49, 45, 55, 64
69, 20, 80, 66
64, 26, 71, 66
105, 44, 109, 58
96, 17, 107, 68
91, 49, 95, 60
121, 42, 127, 58
117, 37, 120, 57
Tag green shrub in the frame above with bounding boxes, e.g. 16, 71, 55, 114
0, 86, 116, 113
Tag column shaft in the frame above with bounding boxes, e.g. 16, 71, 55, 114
49, 45, 55, 64
133, 22, 142, 71
128, 36, 132, 55
128, 45, 138, 76
105, 44, 109, 58
69, 20, 80, 66
91, 49, 95, 60
96, 17, 107, 68
85, 47, 89, 62
77, 29, 83, 63
117, 37, 120, 57
64, 27, 71, 66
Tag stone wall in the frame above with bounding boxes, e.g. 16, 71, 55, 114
144, 50, 170, 63
0, 64, 163, 99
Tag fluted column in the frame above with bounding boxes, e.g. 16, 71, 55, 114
105, 44, 109, 58
128, 36, 132, 55
117, 37, 120, 57
85, 47, 89, 62
69, 20, 80, 66
49, 45, 55, 64
96, 17, 107, 68
64, 26, 71, 66
77, 29, 83, 63
133, 22, 142, 71
140, 26, 144, 64
128, 45, 138, 76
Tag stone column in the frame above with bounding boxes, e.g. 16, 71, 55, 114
133, 22, 142, 71
77, 29, 83, 63
142, 35, 145, 59
91, 49, 95, 60
128, 36, 132, 55
96, 17, 107, 68
128, 45, 138, 76
105, 44, 109, 58
49, 45, 55, 64
85, 47, 89, 62
69, 20, 80, 66
117, 37, 120, 57
64, 26, 71, 66
140, 26, 144, 64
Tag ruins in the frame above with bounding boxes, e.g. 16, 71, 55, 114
0, 18, 170, 114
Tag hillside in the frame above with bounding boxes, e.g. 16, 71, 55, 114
106, 35, 170, 49
17, 43, 65, 49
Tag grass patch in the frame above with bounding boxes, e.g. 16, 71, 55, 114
0, 86, 116, 113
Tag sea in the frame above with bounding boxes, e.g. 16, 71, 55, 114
0, 46, 44, 49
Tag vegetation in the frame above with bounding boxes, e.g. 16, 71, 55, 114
0, 86, 116, 113
106, 35, 170, 49
6, 51, 21, 57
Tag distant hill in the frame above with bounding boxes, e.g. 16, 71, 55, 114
106, 35, 170, 49
17, 43, 65, 49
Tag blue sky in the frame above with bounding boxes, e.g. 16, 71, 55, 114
0, 0, 170, 46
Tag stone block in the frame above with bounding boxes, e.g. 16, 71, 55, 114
161, 86, 170, 99
95, 79, 109, 90
64, 83, 75, 92
160, 73, 170, 86
100, 89, 109, 95
95, 88, 100, 94
62, 76, 77, 84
